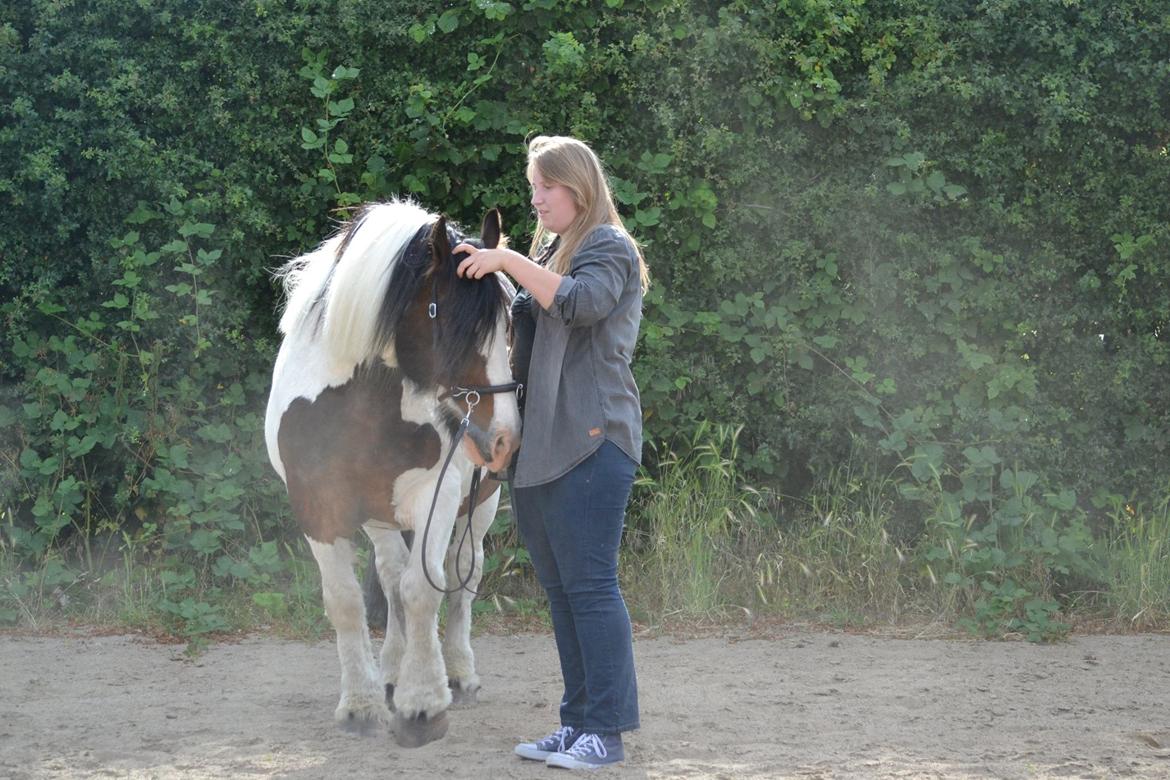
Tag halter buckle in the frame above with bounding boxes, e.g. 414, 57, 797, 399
428, 301, 437, 319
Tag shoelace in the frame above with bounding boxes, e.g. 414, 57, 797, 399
547, 726, 576, 751
564, 732, 608, 759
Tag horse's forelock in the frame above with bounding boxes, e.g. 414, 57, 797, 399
433, 225, 507, 384
375, 218, 507, 388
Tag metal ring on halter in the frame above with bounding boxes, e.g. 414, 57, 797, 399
457, 389, 481, 424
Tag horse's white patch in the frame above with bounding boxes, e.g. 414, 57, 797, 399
389, 378, 468, 527
306, 536, 388, 726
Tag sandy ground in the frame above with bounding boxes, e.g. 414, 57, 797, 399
1, 626, 1168, 779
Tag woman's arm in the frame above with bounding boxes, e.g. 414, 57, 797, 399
454, 245, 562, 310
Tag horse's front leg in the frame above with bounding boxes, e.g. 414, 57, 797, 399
443, 488, 499, 706
392, 496, 458, 747
306, 536, 389, 736
364, 525, 411, 709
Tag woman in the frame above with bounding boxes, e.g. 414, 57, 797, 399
456, 135, 649, 770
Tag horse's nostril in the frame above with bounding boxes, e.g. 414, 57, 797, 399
495, 431, 517, 457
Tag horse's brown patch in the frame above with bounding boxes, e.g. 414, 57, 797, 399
278, 363, 442, 543
459, 476, 501, 518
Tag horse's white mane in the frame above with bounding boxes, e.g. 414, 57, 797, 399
276, 199, 432, 365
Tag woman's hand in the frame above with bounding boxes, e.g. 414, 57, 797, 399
455, 244, 521, 279
455, 242, 563, 309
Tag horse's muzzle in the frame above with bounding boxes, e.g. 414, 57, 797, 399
462, 425, 518, 475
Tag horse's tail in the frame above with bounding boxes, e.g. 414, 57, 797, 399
276, 199, 432, 364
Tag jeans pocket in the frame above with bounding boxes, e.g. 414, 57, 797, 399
585, 442, 636, 514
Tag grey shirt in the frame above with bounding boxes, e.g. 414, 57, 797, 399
513, 224, 643, 488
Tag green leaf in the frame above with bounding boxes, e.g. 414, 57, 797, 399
437, 9, 460, 32
113, 270, 142, 288
1044, 490, 1077, 511
38, 455, 60, 476
67, 434, 99, 457
179, 222, 215, 239
311, 76, 333, 97
188, 529, 222, 556
943, 184, 967, 199
327, 97, 355, 116
19, 448, 41, 471
196, 423, 233, 443
635, 207, 661, 226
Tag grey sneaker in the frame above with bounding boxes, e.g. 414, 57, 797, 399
514, 725, 580, 761
546, 732, 624, 770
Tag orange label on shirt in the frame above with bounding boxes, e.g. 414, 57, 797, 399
588, 427, 602, 437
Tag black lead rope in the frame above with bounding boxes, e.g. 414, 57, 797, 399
419, 412, 478, 595
418, 385, 520, 595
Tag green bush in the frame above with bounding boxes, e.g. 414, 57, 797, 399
2, 0, 1167, 637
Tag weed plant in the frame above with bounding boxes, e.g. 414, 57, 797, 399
744, 452, 910, 624
1102, 493, 1170, 630
622, 423, 761, 621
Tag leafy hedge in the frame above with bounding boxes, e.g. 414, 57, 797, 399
2, 0, 1167, 633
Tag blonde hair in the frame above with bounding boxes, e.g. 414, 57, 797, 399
526, 135, 650, 292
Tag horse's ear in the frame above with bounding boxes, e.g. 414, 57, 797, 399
480, 208, 502, 250
429, 216, 450, 271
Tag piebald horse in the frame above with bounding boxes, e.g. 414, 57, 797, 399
264, 200, 521, 746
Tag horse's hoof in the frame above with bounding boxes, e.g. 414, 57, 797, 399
337, 709, 386, 737
448, 679, 479, 706
394, 709, 449, 748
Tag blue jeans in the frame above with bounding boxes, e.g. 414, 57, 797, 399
513, 440, 640, 734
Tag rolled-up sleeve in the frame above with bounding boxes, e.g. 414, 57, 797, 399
543, 227, 634, 327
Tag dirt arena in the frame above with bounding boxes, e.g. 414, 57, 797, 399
2, 626, 1168, 778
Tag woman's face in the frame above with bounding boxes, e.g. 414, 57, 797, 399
530, 169, 578, 234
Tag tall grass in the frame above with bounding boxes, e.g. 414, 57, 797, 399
622, 432, 912, 627
742, 449, 910, 624
7, 452, 1169, 638
1102, 494, 1170, 630
623, 424, 760, 620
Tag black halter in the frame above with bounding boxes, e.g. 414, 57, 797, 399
419, 281, 521, 594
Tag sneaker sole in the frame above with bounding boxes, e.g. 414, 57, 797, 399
546, 753, 623, 770
514, 745, 554, 761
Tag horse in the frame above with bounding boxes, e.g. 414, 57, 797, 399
264, 199, 521, 747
